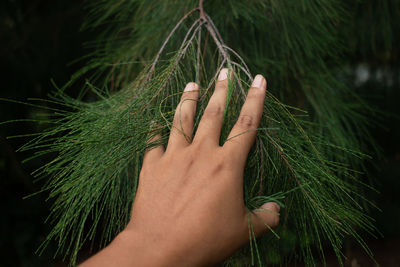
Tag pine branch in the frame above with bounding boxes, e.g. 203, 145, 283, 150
17, 0, 382, 266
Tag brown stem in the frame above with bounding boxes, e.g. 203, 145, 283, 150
145, 7, 199, 82
200, 58, 227, 102
198, 3, 230, 65
223, 45, 252, 80
196, 27, 202, 84
178, 19, 202, 51
200, 13, 248, 100
204, 13, 224, 47
141, 21, 204, 112
231, 62, 252, 82
204, 22, 230, 62
199, 0, 206, 21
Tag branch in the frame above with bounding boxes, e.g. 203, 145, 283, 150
145, 7, 199, 82
141, 20, 204, 112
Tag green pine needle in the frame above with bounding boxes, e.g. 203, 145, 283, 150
10, 1, 385, 266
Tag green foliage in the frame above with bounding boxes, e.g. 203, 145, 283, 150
17, 0, 394, 266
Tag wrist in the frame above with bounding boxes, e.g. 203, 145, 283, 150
113, 229, 175, 267
117, 227, 207, 267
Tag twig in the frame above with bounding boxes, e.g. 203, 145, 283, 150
199, 0, 205, 20
230, 62, 253, 83
200, 12, 247, 99
204, 20, 230, 64
204, 13, 225, 48
198, 2, 230, 65
142, 21, 205, 110
200, 58, 227, 102
145, 7, 199, 82
178, 19, 202, 51
223, 45, 253, 80
196, 25, 202, 84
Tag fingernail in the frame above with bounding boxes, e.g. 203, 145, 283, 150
252, 75, 264, 89
218, 68, 228, 81
184, 82, 197, 92
261, 202, 280, 213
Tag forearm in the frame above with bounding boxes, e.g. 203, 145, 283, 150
79, 230, 175, 267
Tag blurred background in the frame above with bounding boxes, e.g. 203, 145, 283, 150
0, 0, 399, 266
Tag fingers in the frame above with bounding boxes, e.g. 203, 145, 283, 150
249, 202, 280, 238
143, 122, 164, 166
192, 68, 229, 147
166, 82, 199, 151
223, 75, 267, 165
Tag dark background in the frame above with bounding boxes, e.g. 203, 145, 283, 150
0, 1, 399, 266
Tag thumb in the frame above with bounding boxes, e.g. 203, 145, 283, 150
249, 202, 280, 237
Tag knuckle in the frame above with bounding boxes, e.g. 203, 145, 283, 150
190, 137, 208, 151
211, 157, 226, 173
247, 87, 264, 98
181, 90, 198, 104
173, 110, 191, 125
203, 105, 224, 118
237, 114, 255, 128
215, 80, 228, 91
211, 150, 229, 173
180, 92, 192, 102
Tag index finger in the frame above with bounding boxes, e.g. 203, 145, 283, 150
143, 122, 165, 167
222, 75, 267, 166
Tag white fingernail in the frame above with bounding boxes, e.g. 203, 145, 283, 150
218, 68, 228, 81
252, 75, 264, 89
184, 82, 197, 92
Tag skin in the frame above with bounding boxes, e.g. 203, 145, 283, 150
80, 69, 280, 267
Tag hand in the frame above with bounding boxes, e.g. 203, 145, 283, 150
81, 68, 280, 267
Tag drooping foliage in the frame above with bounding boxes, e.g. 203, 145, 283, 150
16, 0, 398, 266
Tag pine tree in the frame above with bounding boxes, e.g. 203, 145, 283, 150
15, 0, 398, 266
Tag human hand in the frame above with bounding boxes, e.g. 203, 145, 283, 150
81, 68, 280, 267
